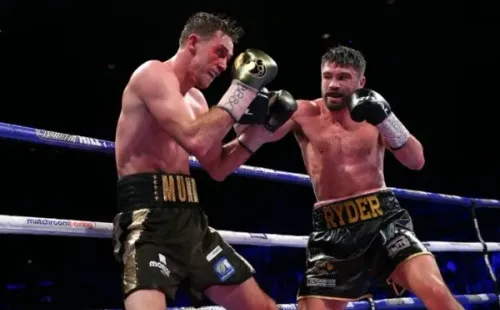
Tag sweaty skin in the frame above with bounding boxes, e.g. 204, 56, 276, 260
115, 62, 207, 177
115, 31, 255, 180
291, 98, 385, 201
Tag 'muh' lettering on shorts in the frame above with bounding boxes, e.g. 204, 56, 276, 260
153, 174, 199, 203
321, 194, 384, 229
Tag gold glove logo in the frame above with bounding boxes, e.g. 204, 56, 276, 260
248, 59, 266, 78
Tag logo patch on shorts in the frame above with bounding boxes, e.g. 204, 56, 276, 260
206, 245, 223, 262
149, 253, 171, 277
386, 234, 411, 258
213, 257, 235, 282
306, 277, 336, 288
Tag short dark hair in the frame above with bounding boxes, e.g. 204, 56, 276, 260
321, 46, 366, 76
179, 12, 244, 46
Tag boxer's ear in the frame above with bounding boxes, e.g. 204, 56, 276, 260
359, 75, 366, 88
186, 34, 199, 54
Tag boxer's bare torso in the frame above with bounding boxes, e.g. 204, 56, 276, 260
115, 60, 208, 177
292, 98, 385, 202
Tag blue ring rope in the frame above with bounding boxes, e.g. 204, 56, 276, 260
0, 121, 498, 208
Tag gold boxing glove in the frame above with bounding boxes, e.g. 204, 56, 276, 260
216, 49, 278, 121
232, 49, 278, 90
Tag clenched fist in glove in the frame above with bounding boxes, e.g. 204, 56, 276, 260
216, 49, 278, 122
349, 88, 410, 149
236, 89, 297, 153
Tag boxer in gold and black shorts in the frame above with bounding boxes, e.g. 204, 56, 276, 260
297, 189, 432, 300
112, 173, 254, 300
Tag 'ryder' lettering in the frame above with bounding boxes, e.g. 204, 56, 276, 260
322, 195, 383, 228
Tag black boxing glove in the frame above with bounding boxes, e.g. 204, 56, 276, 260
237, 88, 270, 125
349, 88, 410, 149
237, 90, 297, 153
264, 90, 298, 132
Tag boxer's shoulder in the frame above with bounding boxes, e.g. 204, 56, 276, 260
294, 98, 322, 118
129, 60, 180, 96
133, 60, 171, 80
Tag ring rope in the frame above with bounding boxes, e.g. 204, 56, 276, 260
1, 215, 499, 252
165, 293, 499, 309
1, 122, 499, 308
470, 201, 500, 308
0, 121, 499, 208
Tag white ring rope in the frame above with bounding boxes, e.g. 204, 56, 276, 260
1, 215, 499, 252
167, 293, 499, 309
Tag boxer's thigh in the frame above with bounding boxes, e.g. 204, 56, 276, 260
113, 208, 191, 301
298, 297, 349, 310
374, 210, 432, 295
189, 227, 257, 304
297, 232, 373, 304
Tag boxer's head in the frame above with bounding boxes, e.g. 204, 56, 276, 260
179, 12, 244, 89
321, 46, 366, 111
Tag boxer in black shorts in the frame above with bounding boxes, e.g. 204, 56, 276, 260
298, 189, 430, 300
113, 12, 296, 310
113, 173, 254, 300
252, 46, 464, 309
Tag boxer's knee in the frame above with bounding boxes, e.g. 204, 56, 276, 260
298, 297, 348, 310
124, 289, 166, 310
417, 279, 462, 310
390, 255, 462, 310
260, 295, 278, 310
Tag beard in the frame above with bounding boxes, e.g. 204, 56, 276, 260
323, 93, 348, 111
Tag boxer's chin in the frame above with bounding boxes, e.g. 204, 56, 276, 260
195, 74, 212, 89
324, 96, 346, 111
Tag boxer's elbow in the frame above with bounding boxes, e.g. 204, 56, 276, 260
410, 154, 425, 170
209, 170, 228, 182
410, 139, 425, 170
394, 137, 425, 170
204, 164, 229, 182
196, 152, 229, 182
406, 145, 425, 170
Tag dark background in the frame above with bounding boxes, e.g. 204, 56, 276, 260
0, 0, 499, 309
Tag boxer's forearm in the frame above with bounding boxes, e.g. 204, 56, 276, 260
390, 135, 425, 170
198, 139, 252, 181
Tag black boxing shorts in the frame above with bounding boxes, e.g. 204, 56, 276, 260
297, 188, 432, 301
112, 173, 254, 301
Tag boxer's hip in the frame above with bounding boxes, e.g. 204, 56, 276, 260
309, 189, 407, 257
116, 172, 200, 213
113, 173, 208, 266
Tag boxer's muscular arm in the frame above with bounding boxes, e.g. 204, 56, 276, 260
203, 118, 299, 181
382, 135, 425, 170
266, 99, 307, 142
202, 138, 253, 181
134, 61, 233, 160
184, 94, 253, 181
202, 119, 298, 181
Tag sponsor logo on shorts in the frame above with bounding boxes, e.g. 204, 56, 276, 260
306, 277, 336, 288
149, 253, 170, 277
213, 257, 235, 282
206, 245, 223, 262
26, 218, 95, 229
386, 235, 411, 258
